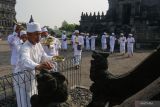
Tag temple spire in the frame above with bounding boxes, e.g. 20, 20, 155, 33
29, 15, 34, 23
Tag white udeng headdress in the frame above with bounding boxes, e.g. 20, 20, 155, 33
120, 33, 124, 36
75, 30, 79, 33
112, 33, 115, 35
13, 23, 22, 32
41, 27, 48, 32
27, 22, 41, 33
20, 30, 27, 37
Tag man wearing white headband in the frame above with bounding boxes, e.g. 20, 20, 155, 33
20, 30, 28, 43
72, 30, 83, 69
7, 24, 22, 72
101, 32, 108, 51
41, 27, 61, 56
85, 33, 91, 51
61, 31, 68, 51
15, 22, 54, 107
80, 32, 85, 50
40, 27, 61, 72
118, 33, 126, 55
109, 32, 117, 54
90, 33, 98, 51
127, 33, 135, 57
71, 32, 76, 49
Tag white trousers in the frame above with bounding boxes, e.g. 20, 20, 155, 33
86, 42, 90, 50
102, 43, 107, 50
13, 71, 37, 107
74, 55, 81, 66
91, 44, 95, 51
127, 46, 134, 56
62, 42, 67, 49
120, 44, 125, 54
110, 44, 115, 53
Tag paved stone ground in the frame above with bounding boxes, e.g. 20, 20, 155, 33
0, 40, 152, 88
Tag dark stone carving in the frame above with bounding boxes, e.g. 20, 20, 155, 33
31, 69, 68, 107
88, 47, 160, 107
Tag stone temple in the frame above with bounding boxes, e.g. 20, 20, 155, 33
79, 0, 160, 48
0, 0, 16, 36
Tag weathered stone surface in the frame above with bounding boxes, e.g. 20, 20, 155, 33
0, 0, 16, 36
80, 0, 160, 49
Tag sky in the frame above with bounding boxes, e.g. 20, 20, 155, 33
15, 0, 109, 28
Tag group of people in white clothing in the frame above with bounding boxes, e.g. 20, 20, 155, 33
70, 32, 98, 51
100, 32, 135, 57
62, 31, 135, 57
7, 22, 63, 107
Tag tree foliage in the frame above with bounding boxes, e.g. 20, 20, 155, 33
59, 20, 79, 32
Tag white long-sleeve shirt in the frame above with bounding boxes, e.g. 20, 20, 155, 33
16, 41, 53, 72
73, 35, 83, 56
61, 34, 67, 49
101, 34, 108, 43
119, 36, 126, 46
110, 36, 116, 45
41, 36, 61, 56
85, 36, 90, 44
127, 37, 135, 48
90, 35, 97, 44
90, 35, 97, 50
8, 32, 21, 65
15, 40, 53, 107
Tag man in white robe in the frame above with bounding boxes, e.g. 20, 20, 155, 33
15, 22, 54, 107
109, 33, 116, 53
72, 30, 83, 69
20, 30, 28, 44
101, 32, 108, 51
119, 33, 126, 55
7, 24, 22, 72
61, 31, 67, 51
127, 34, 135, 57
90, 34, 97, 51
80, 32, 85, 50
71, 32, 75, 49
41, 27, 61, 56
85, 33, 90, 51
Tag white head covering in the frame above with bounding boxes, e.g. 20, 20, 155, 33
27, 22, 41, 33
112, 33, 115, 35
129, 33, 133, 36
13, 24, 21, 32
86, 33, 89, 36
75, 30, 79, 33
104, 32, 107, 35
63, 31, 66, 33
20, 30, 27, 37
120, 33, 124, 36
41, 27, 48, 32
80, 32, 84, 35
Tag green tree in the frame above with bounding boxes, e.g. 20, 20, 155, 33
59, 20, 78, 32
44, 26, 55, 36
